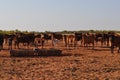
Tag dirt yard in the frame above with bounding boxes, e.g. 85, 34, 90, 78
0, 41, 120, 80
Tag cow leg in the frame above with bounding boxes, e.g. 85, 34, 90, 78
95, 40, 98, 46
51, 37, 54, 46
92, 43, 94, 49
41, 40, 44, 49
111, 45, 114, 53
84, 43, 86, 47
14, 43, 16, 49
101, 40, 103, 46
74, 40, 77, 47
14, 42, 17, 49
0, 44, 2, 51
86, 44, 88, 49
118, 46, 120, 53
0, 43, 3, 51
107, 40, 109, 47
17, 43, 20, 49
80, 40, 83, 47
104, 40, 106, 45
1, 43, 3, 49
27, 43, 29, 49
4, 39, 7, 44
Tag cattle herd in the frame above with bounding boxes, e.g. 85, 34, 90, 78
0, 31, 120, 53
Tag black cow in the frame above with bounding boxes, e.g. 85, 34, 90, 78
95, 33, 110, 47
43, 33, 52, 40
51, 33, 63, 46
0, 34, 4, 50
95, 33, 103, 46
74, 32, 83, 47
111, 34, 120, 53
14, 33, 35, 49
102, 33, 110, 47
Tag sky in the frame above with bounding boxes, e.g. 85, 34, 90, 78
0, 0, 120, 32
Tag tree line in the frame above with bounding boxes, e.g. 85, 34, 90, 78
0, 29, 120, 34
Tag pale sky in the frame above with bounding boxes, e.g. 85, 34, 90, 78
0, 0, 120, 32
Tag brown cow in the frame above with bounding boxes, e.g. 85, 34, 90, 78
83, 33, 95, 49
65, 34, 75, 47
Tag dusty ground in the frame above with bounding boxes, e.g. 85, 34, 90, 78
0, 41, 120, 80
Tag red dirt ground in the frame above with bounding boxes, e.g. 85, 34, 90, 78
0, 41, 120, 80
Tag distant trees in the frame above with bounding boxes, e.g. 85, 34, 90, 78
0, 29, 22, 34
0, 29, 120, 34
